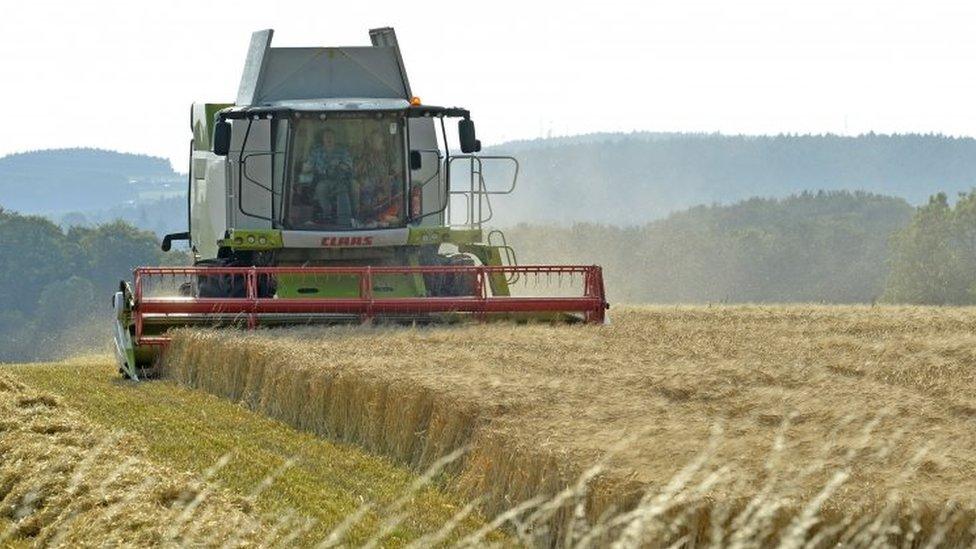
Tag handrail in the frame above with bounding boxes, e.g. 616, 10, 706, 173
446, 155, 519, 229
449, 155, 520, 195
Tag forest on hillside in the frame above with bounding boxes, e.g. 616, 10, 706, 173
0, 148, 182, 214
509, 191, 915, 303
0, 207, 183, 362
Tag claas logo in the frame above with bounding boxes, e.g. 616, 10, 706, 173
321, 236, 374, 247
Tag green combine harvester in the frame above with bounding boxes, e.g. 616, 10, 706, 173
113, 27, 607, 380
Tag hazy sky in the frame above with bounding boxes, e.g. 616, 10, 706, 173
3, 0, 976, 169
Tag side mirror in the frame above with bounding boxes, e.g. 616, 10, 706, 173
213, 120, 231, 156
409, 150, 423, 170
161, 231, 190, 252
458, 119, 482, 154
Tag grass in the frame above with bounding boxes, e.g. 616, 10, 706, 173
6, 358, 491, 546
0, 519, 30, 549
0, 369, 265, 547
158, 305, 976, 545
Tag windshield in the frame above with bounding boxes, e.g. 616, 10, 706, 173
283, 114, 406, 230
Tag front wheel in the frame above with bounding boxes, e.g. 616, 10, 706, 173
425, 253, 479, 297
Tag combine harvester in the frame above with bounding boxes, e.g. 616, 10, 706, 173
113, 28, 608, 379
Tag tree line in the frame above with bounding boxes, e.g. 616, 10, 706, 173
508, 189, 976, 306
883, 191, 976, 304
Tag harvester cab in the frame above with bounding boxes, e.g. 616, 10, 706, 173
113, 27, 608, 380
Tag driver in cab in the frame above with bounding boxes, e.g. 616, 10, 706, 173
298, 128, 354, 225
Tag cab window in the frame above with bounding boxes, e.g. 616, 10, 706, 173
284, 115, 406, 230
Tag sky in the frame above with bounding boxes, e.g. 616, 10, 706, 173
2, 0, 976, 169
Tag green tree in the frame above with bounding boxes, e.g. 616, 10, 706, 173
0, 207, 79, 314
883, 191, 976, 304
0, 309, 31, 363
67, 220, 164, 295
35, 276, 96, 331
510, 191, 913, 304
0, 208, 170, 362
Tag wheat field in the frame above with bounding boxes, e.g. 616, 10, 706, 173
159, 305, 976, 546
5, 305, 976, 547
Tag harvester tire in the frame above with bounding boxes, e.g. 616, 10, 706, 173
426, 254, 478, 297
194, 259, 275, 298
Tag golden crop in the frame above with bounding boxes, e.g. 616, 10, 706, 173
162, 305, 976, 546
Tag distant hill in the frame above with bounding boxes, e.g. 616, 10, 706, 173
58, 195, 189, 239
487, 133, 976, 225
4, 134, 976, 230
0, 148, 182, 214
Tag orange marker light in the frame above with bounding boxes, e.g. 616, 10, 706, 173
410, 96, 422, 106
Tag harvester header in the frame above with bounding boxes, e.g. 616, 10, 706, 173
112, 27, 608, 379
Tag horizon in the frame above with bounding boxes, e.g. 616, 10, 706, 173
4, 130, 975, 172
4, 0, 976, 169
4, 131, 974, 225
